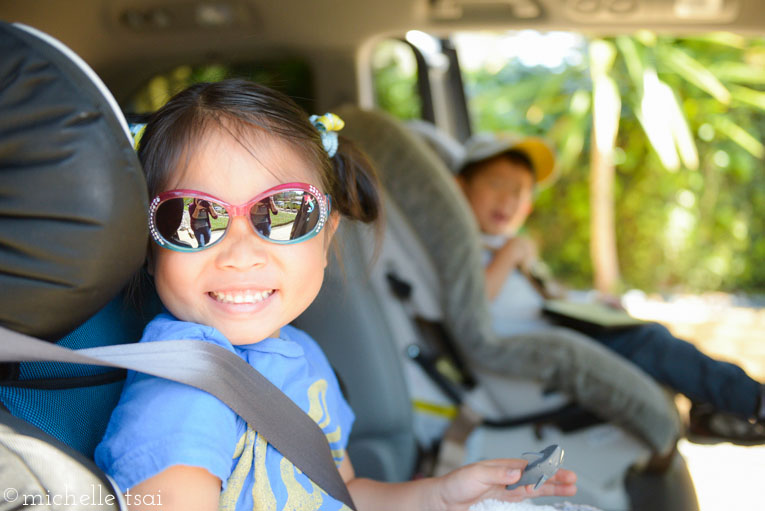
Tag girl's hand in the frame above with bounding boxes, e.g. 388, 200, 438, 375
429, 459, 577, 511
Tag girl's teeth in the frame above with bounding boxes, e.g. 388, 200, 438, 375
212, 290, 272, 304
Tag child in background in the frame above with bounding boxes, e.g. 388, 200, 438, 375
455, 133, 765, 443
95, 80, 577, 511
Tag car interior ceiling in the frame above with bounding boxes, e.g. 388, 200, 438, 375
4, 0, 765, 104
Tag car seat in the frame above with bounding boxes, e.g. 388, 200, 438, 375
0, 20, 150, 454
0, 20, 150, 507
294, 106, 698, 510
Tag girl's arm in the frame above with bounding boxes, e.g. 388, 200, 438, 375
123, 456, 575, 511
341, 457, 434, 510
342, 457, 577, 511
126, 466, 221, 511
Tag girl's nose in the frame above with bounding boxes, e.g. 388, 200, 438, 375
215, 217, 269, 270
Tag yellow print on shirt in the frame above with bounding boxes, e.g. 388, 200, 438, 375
305, 379, 345, 465
220, 379, 348, 510
220, 428, 277, 511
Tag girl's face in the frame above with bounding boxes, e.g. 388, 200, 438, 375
151, 128, 336, 345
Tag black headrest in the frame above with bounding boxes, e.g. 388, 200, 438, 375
0, 22, 148, 341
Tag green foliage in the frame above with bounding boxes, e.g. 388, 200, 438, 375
373, 33, 765, 293
371, 40, 422, 120
271, 211, 297, 228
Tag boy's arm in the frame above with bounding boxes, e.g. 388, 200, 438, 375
126, 466, 221, 511
484, 237, 537, 301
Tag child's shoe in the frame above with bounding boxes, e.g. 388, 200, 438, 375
688, 401, 765, 445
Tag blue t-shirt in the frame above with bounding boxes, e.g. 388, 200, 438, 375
95, 313, 355, 511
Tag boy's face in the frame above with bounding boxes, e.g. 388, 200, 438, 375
458, 156, 534, 236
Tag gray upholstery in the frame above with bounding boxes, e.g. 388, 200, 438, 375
295, 222, 419, 482
332, 106, 681, 455
406, 120, 465, 173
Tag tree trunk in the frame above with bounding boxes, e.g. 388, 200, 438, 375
589, 40, 621, 294
590, 126, 620, 294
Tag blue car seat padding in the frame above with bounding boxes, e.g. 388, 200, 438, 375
0, 21, 149, 456
0, 296, 154, 456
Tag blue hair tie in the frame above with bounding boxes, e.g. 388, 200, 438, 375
129, 122, 147, 151
310, 113, 345, 158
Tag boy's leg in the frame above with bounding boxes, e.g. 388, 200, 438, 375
593, 323, 761, 418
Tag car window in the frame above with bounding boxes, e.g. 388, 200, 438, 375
371, 38, 424, 121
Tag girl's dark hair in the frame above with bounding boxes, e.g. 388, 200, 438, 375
458, 149, 536, 183
137, 78, 380, 223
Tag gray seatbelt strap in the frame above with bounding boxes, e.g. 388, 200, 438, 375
0, 325, 356, 510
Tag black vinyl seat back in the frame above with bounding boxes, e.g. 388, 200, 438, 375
0, 21, 149, 456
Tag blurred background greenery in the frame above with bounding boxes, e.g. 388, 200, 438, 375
130, 59, 314, 114
372, 32, 765, 296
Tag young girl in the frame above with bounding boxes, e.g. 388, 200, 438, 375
95, 79, 577, 511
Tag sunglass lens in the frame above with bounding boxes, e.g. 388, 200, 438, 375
155, 197, 229, 249
250, 191, 320, 242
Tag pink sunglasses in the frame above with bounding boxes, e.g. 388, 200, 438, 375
149, 182, 330, 252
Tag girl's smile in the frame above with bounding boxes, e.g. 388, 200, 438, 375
208, 288, 274, 305
151, 126, 337, 345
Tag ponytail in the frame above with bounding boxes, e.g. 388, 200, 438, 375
327, 136, 382, 224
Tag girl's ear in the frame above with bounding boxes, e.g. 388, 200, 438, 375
322, 212, 341, 266
328, 211, 341, 238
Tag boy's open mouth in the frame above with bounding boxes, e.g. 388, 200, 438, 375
209, 289, 275, 305
491, 211, 510, 224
